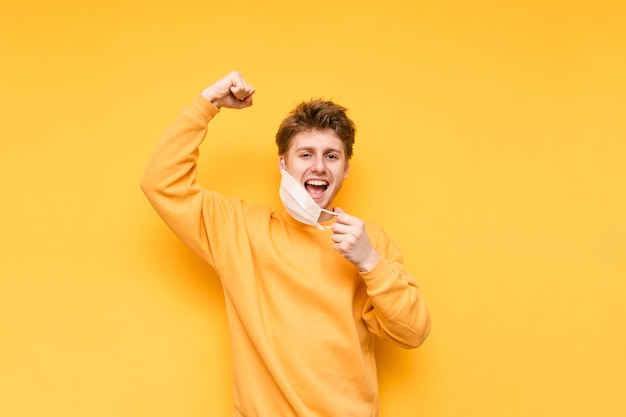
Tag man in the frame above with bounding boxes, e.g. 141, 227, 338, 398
141, 71, 430, 417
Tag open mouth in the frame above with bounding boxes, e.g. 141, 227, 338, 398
305, 179, 329, 200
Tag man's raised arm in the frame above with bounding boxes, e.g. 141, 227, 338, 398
139, 71, 254, 260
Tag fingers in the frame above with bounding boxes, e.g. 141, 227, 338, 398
230, 81, 255, 101
201, 70, 255, 109
228, 87, 254, 109
226, 71, 254, 103
330, 210, 380, 271
331, 207, 357, 230
330, 208, 364, 246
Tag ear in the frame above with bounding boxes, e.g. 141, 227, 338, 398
343, 162, 350, 178
278, 156, 285, 170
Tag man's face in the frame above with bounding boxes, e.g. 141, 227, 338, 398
281, 128, 350, 215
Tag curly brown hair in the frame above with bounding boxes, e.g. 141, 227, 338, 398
275, 99, 356, 160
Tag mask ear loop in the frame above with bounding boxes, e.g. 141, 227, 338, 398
320, 208, 338, 229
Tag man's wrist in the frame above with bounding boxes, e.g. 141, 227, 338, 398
200, 88, 221, 108
358, 251, 381, 274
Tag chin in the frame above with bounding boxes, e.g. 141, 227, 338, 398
313, 200, 327, 209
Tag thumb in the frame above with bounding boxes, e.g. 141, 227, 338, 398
334, 207, 345, 214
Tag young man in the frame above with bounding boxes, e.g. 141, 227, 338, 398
141, 71, 430, 417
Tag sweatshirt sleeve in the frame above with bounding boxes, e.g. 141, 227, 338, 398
360, 227, 431, 349
139, 94, 229, 269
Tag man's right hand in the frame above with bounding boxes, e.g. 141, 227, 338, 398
201, 71, 255, 109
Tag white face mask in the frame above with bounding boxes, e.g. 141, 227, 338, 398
279, 168, 337, 230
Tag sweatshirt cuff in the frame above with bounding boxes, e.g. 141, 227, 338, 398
360, 258, 395, 295
187, 93, 221, 125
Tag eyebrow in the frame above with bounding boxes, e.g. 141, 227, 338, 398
295, 146, 343, 154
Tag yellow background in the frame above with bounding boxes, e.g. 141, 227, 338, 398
1, 1, 625, 416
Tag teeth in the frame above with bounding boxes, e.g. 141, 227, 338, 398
306, 180, 328, 186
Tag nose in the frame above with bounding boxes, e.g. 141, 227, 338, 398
311, 156, 326, 173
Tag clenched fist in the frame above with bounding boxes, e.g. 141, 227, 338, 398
201, 71, 255, 109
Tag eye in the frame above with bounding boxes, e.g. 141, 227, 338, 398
326, 153, 338, 160
300, 152, 312, 158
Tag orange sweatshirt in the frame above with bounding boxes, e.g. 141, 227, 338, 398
140, 94, 431, 417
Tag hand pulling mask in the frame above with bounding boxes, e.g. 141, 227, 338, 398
279, 168, 337, 230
